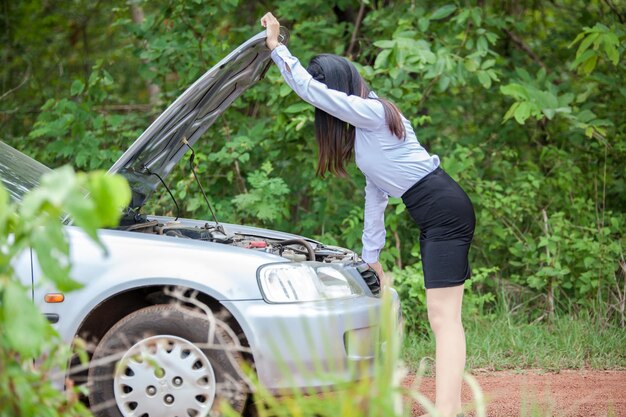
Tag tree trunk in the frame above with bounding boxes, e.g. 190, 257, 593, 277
131, 5, 161, 106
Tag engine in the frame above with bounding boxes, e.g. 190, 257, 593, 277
119, 218, 357, 263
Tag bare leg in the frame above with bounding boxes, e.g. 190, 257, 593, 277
422, 284, 466, 417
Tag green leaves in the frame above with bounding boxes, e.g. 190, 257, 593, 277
0, 166, 128, 416
283, 102, 312, 114
84, 172, 132, 228
70, 79, 85, 96
2, 280, 48, 357
499, 62, 616, 142
7, 166, 130, 290
569, 23, 622, 75
207, 134, 254, 166
32, 217, 77, 291
370, 5, 499, 98
500, 79, 572, 124
232, 162, 290, 222
373, 36, 437, 71
430, 5, 457, 21
0, 185, 8, 235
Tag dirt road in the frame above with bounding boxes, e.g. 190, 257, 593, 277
404, 370, 625, 417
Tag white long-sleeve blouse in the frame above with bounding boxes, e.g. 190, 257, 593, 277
271, 44, 439, 263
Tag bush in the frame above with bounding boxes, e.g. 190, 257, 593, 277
0, 167, 130, 416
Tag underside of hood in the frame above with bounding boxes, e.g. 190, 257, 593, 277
108, 29, 288, 209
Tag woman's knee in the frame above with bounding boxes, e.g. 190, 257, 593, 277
426, 284, 464, 332
427, 305, 446, 333
426, 300, 462, 333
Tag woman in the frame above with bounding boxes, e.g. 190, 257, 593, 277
261, 12, 474, 417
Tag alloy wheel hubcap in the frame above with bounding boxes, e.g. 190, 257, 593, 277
114, 335, 216, 417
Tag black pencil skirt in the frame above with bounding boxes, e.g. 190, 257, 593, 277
401, 167, 475, 289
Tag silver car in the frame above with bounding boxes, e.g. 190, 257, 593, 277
3, 30, 394, 417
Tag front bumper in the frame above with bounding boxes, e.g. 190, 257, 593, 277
222, 289, 399, 392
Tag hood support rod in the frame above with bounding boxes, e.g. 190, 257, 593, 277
145, 166, 180, 221
183, 137, 225, 235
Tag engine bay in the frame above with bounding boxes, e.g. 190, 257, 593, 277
119, 217, 358, 263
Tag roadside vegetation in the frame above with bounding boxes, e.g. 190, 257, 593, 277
3, 1, 623, 334
0, 0, 625, 415
0, 169, 130, 416
404, 312, 626, 371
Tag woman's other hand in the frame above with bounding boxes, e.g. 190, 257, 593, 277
368, 261, 390, 288
260, 12, 281, 50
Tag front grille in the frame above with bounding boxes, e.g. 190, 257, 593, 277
356, 263, 381, 296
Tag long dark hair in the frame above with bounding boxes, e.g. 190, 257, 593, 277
306, 54, 406, 177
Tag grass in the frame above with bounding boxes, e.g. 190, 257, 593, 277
230, 295, 623, 417
402, 312, 626, 371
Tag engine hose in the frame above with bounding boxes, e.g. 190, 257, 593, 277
277, 239, 316, 261
125, 220, 159, 231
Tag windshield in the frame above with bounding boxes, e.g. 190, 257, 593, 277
0, 141, 52, 202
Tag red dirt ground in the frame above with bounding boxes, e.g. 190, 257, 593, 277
404, 370, 626, 417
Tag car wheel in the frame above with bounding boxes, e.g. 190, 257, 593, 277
88, 304, 248, 417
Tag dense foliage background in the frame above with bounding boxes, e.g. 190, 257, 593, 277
2, 0, 624, 329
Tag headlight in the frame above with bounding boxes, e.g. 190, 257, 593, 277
258, 262, 363, 303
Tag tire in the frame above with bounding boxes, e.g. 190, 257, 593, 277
88, 304, 248, 417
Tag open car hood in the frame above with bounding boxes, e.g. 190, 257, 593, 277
108, 29, 288, 209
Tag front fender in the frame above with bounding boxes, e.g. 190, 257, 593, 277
33, 225, 283, 343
